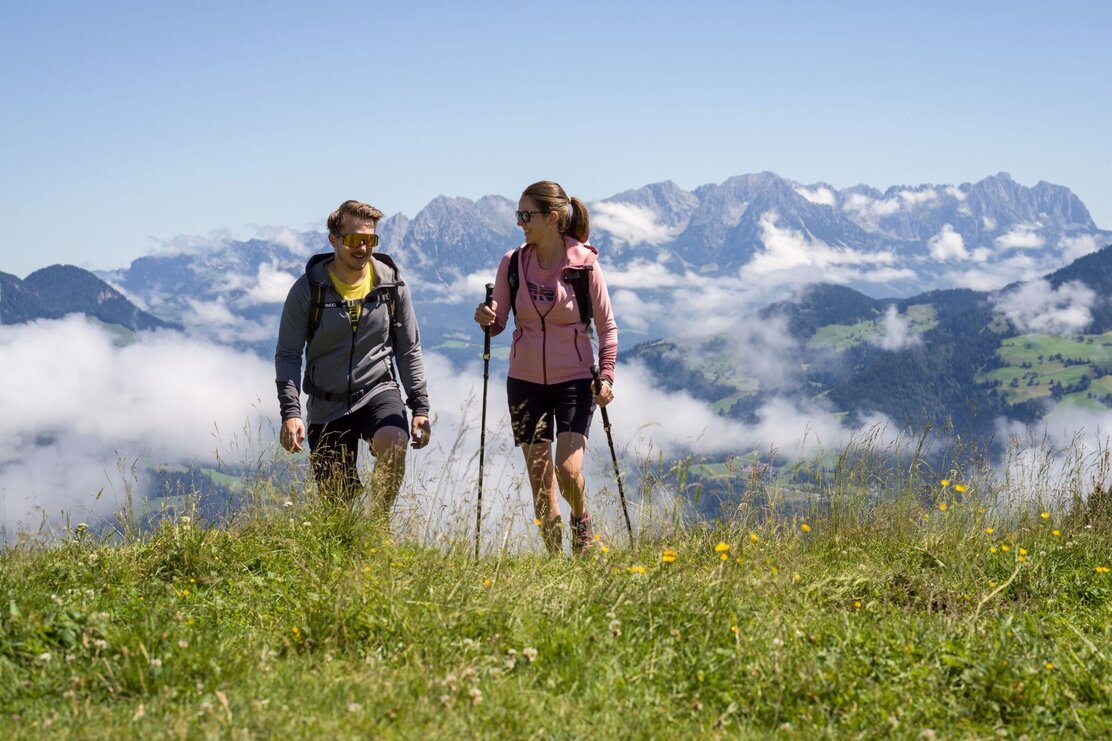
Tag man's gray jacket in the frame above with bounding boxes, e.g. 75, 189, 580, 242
274, 252, 429, 425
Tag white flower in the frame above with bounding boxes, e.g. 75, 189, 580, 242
469, 687, 483, 705
522, 647, 538, 663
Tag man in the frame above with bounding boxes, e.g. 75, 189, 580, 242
275, 199, 430, 518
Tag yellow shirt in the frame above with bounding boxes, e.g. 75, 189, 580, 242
328, 263, 375, 331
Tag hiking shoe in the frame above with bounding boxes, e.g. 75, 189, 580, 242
570, 513, 594, 555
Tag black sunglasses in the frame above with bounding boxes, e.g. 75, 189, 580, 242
515, 210, 549, 223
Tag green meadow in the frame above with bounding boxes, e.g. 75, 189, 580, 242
4, 442, 1111, 740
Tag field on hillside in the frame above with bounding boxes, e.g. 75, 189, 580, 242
3, 442, 1111, 740
984, 332, 1112, 408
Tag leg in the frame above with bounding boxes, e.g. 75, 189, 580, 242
369, 425, 408, 519
308, 421, 362, 505
552, 379, 597, 553
554, 432, 588, 517
522, 441, 562, 554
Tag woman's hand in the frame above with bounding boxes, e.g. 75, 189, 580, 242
474, 300, 497, 327
595, 379, 614, 406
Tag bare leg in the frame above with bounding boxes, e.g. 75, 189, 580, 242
522, 441, 561, 553
369, 426, 408, 522
554, 432, 588, 517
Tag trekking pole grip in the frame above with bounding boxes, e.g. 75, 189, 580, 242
482, 283, 494, 359
484, 283, 494, 308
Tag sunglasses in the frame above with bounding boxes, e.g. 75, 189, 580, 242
340, 233, 379, 248
515, 210, 549, 224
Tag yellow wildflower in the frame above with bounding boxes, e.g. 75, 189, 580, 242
989, 547, 998, 554
628, 565, 647, 575
748, 532, 759, 543
792, 572, 801, 583
941, 479, 950, 487
715, 542, 730, 553
1052, 530, 1061, 537
938, 502, 948, 511
1001, 544, 1011, 552
853, 600, 862, 610
1041, 511, 1050, 519
1096, 566, 1110, 574
954, 484, 968, 493
534, 518, 542, 527
661, 548, 677, 563
720, 553, 729, 562
1045, 662, 1055, 671
601, 545, 610, 554
985, 527, 994, 534
800, 523, 812, 533
482, 578, 493, 587
1019, 548, 1028, 556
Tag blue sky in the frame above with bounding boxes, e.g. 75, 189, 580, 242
2, 0, 1110, 278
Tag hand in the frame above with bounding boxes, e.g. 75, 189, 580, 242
595, 380, 614, 407
280, 417, 306, 453
474, 300, 497, 328
411, 415, 431, 449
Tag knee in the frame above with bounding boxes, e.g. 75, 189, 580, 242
372, 426, 408, 460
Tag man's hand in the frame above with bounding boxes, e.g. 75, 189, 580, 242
411, 415, 431, 449
281, 418, 306, 453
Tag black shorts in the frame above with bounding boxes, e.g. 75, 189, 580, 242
307, 388, 409, 489
506, 377, 595, 446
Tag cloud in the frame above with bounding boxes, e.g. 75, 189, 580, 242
991, 279, 1095, 335
944, 186, 967, 201
896, 188, 939, 207
181, 297, 276, 344
983, 216, 997, 231
741, 211, 908, 287
842, 193, 901, 224
928, 224, 969, 261
793, 186, 837, 207
0, 316, 275, 537
591, 202, 675, 246
242, 262, 299, 305
871, 305, 922, 351
1059, 234, 1101, 262
994, 224, 1045, 251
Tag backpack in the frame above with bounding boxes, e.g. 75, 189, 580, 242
306, 253, 401, 346
506, 248, 593, 334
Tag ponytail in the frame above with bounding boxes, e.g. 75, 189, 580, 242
565, 195, 590, 243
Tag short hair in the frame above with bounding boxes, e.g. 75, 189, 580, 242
327, 200, 384, 235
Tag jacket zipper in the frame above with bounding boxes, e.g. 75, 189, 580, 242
540, 314, 548, 385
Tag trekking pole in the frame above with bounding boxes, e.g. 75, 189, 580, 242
476, 283, 494, 559
592, 365, 633, 547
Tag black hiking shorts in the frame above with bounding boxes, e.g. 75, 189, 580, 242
307, 388, 409, 490
506, 377, 595, 446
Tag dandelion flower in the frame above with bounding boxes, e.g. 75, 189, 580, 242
627, 565, 646, 575
1096, 566, 1110, 574
989, 547, 998, 554
1045, 662, 1055, 671
800, 523, 812, 533
661, 548, 677, 563
985, 527, 994, 535
1052, 530, 1061, 537
1019, 548, 1028, 556
1001, 544, 1011, 552
938, 502, 948, 511
941, 479, 950, 487
482, 578, 493, 588
853, 601, 862, 610
534, 518, 542, 527
730, 625, 739, 635
749, 532, 759, 543
792, 572, 801, 583
1041, 511, 1050, 519
600, 545, 610, 554
720, 553, 729, 562
988, 580, 997, 588
715, 542, 730, 553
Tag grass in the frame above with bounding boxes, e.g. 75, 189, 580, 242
3, 450, 1112, 738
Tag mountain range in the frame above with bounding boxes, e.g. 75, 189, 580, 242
3, 171, 1112, 447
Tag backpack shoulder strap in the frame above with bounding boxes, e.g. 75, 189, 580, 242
507, 248, 521, 318
562, 266, 594, 330
306, 282, 328, 345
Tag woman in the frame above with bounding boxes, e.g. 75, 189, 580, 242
474, 181, 618, 555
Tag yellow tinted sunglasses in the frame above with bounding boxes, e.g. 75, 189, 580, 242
340, 233, 379, 248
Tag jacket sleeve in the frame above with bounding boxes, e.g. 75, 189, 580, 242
392, 282, 430, 418
488, 249, 514, 338
274, 277, 309, 421
590, 262, 619, 386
